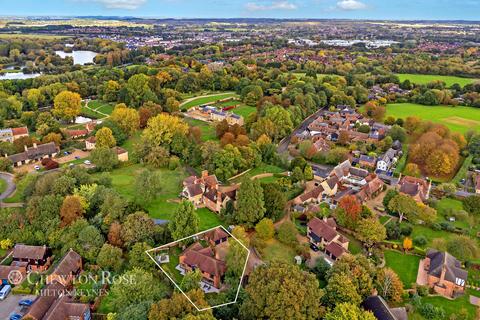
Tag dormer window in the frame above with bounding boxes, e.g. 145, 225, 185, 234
455, 278, 465, 286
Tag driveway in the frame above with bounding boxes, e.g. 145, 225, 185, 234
0, 294, 36, 319
0, 172, 16, 201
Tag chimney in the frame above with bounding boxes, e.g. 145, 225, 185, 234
24, 145, 28, 152
33, 143, 37, 149
201, 170, 208, 178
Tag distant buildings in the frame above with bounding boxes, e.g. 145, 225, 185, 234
0, 126, 29, 143
187, 105, 244, 126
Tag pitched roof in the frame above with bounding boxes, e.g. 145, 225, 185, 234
50, 249, 82, 279
13, 244, 49, 260
43, 296, 90, 320
11, 126, 28, 136
308, 217, 338, 242
26, 282, 65, 320
399, 176, 429, 201
8, 142, 57, 164
362, 295, 399, 320
426, 249, 468, 283
0, 265, 26, 280
181, 243, 226, 277
325, 241, 347, 259
187, 184, 203, 197
204, 228, 229, 243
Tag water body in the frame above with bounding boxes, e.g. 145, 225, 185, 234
0, 72, 41, 80
55, 50, 98, 65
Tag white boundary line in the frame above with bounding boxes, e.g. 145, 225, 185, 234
145, 225, 251, 311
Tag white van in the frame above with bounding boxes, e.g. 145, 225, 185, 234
0, 284, 11, 300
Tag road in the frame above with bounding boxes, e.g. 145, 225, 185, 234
0, 172, 16, 201
277, 108, 326, 155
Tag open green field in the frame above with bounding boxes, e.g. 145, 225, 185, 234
3, 173, 37, 203
384, 250, 420, 289
233, 105, 257, 118
97, 164, 221, 231
230, 164, 285, 183
386, 103, 480, 133
87, 100, 115, 115
181, 92, 237, 109
396, 73, 478, 87
261, 239, 296, 264
0, 178, 7, 195
185, 118, 217, 141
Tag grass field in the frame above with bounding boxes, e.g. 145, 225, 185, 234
386, 103, 480, 133
181, 92, 237, 109
185, 118, 217, 141
233, 105, 257, 118
384, 250, 420, 289
0, 178, 7, 195
87, 100, 115, 116
230, 164, 285, 183
99, 164, 221, 230
261, 239, 296, 264
411, 289, 479, 320
3, 173, 37, 203
396, 73, 478, 87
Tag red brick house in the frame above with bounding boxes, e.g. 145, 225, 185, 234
46, 249, 82, 287
307, 217, 349, 261
398, 175, 431, 203
12, 244, 52, 272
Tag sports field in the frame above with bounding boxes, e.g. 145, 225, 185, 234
386, 103, 480, 134
396, 73, 478, 87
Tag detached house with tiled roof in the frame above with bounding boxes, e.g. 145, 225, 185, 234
12, 244, 53, 272
398, 175, 431, 203
307, 217, 349, 261
422, 249, 467, 298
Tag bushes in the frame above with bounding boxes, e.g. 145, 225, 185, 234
413, 236, 427, 247
276, 221, 298, 247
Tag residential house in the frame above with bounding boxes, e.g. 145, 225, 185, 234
114, 146, 129, 162
12, 244, 53, 272
377, 148, 398, 172
359, 154, 377, 170
307, 217, 349, 261
85, 136, 96, 150
362, 295, 408, 320
181, 171, 237, 213
179, 242, 227, 289
312, 137, 331, 153
421, 249, 467, 298
0, 265, 26, 286
204, 228, 229, 246
398, 175, 431, 203
0, 127, 29, 143
8, 142, 58, 167
65, 129, 88, 139
46, 249, 82, 286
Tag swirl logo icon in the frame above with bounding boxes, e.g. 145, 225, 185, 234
8, 270, 24, 285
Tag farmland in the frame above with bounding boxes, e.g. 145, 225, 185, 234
396, 73, 478, 87
386, 103, 480, 133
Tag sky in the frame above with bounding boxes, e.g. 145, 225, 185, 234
2, 0, 480, 20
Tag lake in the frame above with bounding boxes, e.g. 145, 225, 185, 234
0, 72, 41, 80
55, 50, 98, 65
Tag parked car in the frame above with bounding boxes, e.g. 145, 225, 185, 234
84, 160, 91, 165
34, 165, 40, 171
0, 284, 11, 300
75, 156, 80, 160
9, 314, 22, 320
310, 244, 319, 252
19, 299, 34, 306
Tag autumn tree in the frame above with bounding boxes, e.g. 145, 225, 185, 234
110, 104, 140, 136
169, 200, 199, 240
323, 273, 362, 308
376, 268, 404, 303
337, 195, 362, 228
95, 127, 116, 148
60, 195, 85, 227
149, 289, 214, 320
235, 177, 265, 228
97, 243, 123, 272
255, 218, 275, 241
403, 237, 413, 251
241, 262, 324, 320
142, 113, 189, 147
121, 212, 156, 247
53, 90, 81, 122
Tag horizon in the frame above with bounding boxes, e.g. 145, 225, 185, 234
2, 0, 480, 21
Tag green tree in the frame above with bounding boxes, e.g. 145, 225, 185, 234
255, 218, 275, 241
356, 218, 386, 248
235, 177, 265, 228
323, 273, 362, 308
90, 147, 119, 171
324, 303, 376, 320
121, 212, 156, 247
276, 220, 298, 247
169, 201, 199, 240
241, 262, 324, 320
128, 242, 156, 271
149, 289, 214, 320
180, 269, 202, 292
262, 182, 287, 221
388, 194, 418, 223
97, 243, 124, 272
134, 169, 162, 205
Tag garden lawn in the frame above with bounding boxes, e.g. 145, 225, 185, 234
386, 103, 480, 133
384, 250, 420, 289
185, 118, 217, 141
182, 92, 237, 109
452, 155, 473, 185
87, 100, 115, 115
344, 234, 363, 255
102, 164, 221, 231
0, 178, 7, 195
3, 173, 37, 203
80, 104, 103, 119
396, 73, 477, 88
231, 164, 285, 183
411, 289, 479, 320
120, 130, 142, 154
233, 105, 257, 118
261, 239, 296, 265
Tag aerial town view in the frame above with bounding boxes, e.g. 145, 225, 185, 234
0, 0, 480, 319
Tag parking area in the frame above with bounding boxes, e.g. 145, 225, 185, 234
0, 294, 36, 319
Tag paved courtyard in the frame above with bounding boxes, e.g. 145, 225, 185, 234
0, 294, 36, 319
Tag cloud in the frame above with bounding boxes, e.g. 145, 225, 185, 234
336, 0, 366, 10
90, 0, 147, 10
245, 1, 298, 11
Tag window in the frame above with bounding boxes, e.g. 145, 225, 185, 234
455, 278, 465, 286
